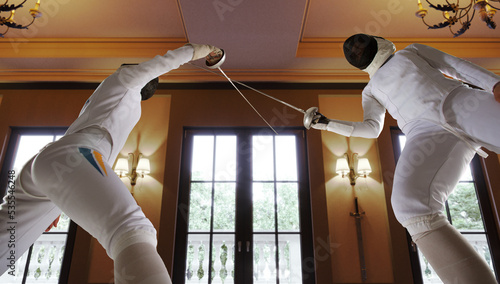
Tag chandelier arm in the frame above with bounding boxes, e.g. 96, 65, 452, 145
0, 26, 8, 38
487, 2, 500, 9
455, 3, 475, 25
0, 0, 28, 12
21, 15, 35, 28
449, 24, 456, 36
421, 17, 434, 28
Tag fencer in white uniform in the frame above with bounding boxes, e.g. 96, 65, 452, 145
311, 34, 500, 284
0, 43, 218, 284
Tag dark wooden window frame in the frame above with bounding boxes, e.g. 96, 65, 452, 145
173, 127, 315, 284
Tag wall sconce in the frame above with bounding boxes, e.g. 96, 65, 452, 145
336, 153, 371, 185
114, 153, 150, 186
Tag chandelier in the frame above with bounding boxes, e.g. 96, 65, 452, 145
416, 0, 499, 37
0, 0, 42, 38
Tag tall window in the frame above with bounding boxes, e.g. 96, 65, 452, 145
0, 128, 76, 284
173, 128, 315, 284
392, 129, 500, 283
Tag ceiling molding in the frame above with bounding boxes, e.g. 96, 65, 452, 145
297, 37, 500, 58
1, 67, 498, 83
0, 38, 188, 58
0, 68, 371, 83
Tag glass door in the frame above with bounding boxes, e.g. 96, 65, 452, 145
173, 128, 314, 284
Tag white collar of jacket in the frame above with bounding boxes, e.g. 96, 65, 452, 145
362, 37, 396, 78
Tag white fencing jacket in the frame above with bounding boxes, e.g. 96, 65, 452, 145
326, 43, 500, 154
66, 45, 194, 164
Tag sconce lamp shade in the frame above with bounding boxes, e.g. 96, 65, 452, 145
357, 158, 372, 176
136, 158, 151, 175
336, 158, 350, 175
115, 158, 129, 175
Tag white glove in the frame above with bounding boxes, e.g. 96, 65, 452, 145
185, 43, 218, 61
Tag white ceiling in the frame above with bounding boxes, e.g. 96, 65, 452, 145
0, 0, 499, 83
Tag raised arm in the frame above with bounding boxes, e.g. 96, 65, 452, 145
117, 44, 217, 89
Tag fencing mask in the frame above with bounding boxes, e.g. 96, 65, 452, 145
343, 34, 396, 78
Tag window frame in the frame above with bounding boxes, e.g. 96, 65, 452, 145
173, 127, 315, 284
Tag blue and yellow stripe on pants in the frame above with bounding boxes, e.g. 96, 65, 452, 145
79, 147, 108, 177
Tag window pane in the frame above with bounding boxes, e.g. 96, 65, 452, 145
211, 234, 235, 284
0, 251, 28, 283
45, 212, 71, 233
253, 182, 275, 232
24, 234, 68, 282
12, 135, 54, 173
192, 136, 214, 181
448, 183, 485, 231
188, 183, 212, 232
253, 234, 277, 283
460, 166, 473, 182
213, 183, 236, 232
277, 183, 300, 232
464, 234, 495, 271
275, 136, 297, 181
398, 135, 406, 150
214, 136, 236, 181
253, 136, 274, 181
278, 234, 302, 283
186, 234, 211, 283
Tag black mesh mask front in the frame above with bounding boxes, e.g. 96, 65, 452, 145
343, 34, 378, 70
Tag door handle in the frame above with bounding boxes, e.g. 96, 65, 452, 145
238, 241, 250, 252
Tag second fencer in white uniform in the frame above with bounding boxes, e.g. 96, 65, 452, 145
311, 34, 500, 284
0, 43, 219, 284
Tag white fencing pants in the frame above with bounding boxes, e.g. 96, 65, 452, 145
391, 85, 500, 283
393, 84, 500, 224
0, 131, 158, 280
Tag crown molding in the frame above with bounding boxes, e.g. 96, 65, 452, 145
0, 68, 371, 83
0, 37, 188, 58
297, 37, 500, 58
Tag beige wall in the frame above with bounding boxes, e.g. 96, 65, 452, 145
318, 95, 393, 283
